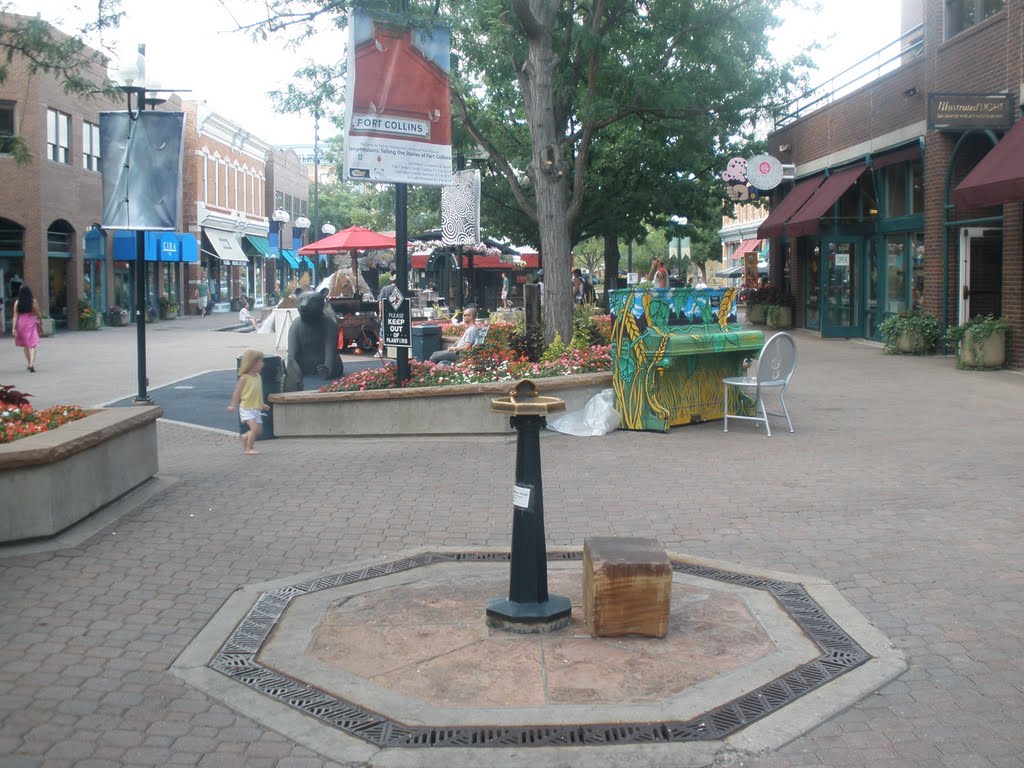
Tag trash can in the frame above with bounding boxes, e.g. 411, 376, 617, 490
235, 353, 283, 440
412, 324, 442, 361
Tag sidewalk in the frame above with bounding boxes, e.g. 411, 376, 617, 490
1, 326, 1023, 767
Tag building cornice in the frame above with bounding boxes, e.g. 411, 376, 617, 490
195, 106, 273, 164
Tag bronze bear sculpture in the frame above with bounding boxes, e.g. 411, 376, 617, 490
283, 288, 344, 391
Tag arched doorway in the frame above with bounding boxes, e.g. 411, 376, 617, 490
0, 217, 25, 331
944, 130, 1003, 329
47, 219, 75, 328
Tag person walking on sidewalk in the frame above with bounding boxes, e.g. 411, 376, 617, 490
227, 349, 269, 455
12, 284, 41, 372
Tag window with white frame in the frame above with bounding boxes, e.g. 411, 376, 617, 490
82, 121, 101, 171
0, 101, 16, 154
945, 0, 1004, 38
46, 108, 71, 163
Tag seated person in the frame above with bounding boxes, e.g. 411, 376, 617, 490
238, 299, 258, 331
430, 306, 480, 364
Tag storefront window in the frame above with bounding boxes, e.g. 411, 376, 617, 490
911, 162, 924, 213
911, 234, 925, 310
885, 237, 907, 315
946, 0, 1004, 38
887, 169, 908, 218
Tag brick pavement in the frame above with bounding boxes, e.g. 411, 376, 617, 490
2, 323, 1024, 767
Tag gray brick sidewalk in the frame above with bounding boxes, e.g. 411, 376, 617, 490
2, 325, 1023, 767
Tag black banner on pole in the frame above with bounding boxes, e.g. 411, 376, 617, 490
382, 296, 412, 348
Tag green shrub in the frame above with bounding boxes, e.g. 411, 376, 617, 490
878, 310, 942, 354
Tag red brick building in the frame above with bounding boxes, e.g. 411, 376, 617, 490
0, 13, 132, 329
761, 0, 1023, 365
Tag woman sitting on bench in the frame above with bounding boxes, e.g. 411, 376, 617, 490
430, 306, 480, 364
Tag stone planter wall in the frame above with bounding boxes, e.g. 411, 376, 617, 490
0, 406, 162, 543
269, 373, 612, 437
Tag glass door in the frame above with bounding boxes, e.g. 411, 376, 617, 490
822, 239, 862, 337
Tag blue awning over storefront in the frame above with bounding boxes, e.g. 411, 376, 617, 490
280, 249, 300, 269
84, 228, 104, 259
112, 231, 198, 262
302, 256, 316, 271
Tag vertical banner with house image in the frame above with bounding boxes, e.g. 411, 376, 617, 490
343, 11, 452, 187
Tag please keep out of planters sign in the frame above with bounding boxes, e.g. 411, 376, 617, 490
382, 297, 411, 348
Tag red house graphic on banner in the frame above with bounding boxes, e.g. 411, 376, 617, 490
350, 23, 451, 146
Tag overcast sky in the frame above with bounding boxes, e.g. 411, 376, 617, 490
13, 0, 901, 147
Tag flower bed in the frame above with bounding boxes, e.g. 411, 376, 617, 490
0, 403, 162, 543
1, 385, 87, 443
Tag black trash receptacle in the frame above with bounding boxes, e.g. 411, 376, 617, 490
412, 324, 442, 361
235, 353, 283, 439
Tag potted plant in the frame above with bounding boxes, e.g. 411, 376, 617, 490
158, 294, 179, 320
78, 298, 100, 331
107, 305, 129, 327
945, 314, 1010, 369
38, 315, 55, 337
744, 287, 767, 325
762, 286, 795, 329
878, 309, 942, 355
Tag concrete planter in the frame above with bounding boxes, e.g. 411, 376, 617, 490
958, 331, 1006, 369
745, 303, 766, 325
766, 305, 792, 329
39, 317, 55, 337
269, 373, 612, 437
0, 406, 162, 543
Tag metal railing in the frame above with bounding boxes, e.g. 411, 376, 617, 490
775, 24, 924, 128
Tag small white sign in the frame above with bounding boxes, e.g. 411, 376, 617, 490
513, 485, 531, 509
835, 253, 850, 267
627, 272, 639, 285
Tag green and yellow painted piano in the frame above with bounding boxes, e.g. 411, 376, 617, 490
610, 286, 764, 431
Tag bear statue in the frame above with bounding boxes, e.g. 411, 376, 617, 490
283, 288, 344, 392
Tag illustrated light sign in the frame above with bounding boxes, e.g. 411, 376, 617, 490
343, 11, 453, 187
721, 153, 783, 202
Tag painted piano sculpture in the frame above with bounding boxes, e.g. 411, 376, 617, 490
610, 286, 764, 431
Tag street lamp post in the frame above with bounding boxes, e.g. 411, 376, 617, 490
272, 209, 290, 293
294, 216, 310, 282
320, 222, 336, 277
112, 46, 153, 409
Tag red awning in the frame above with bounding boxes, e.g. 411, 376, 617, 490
411, 251, 540, 270
731, 238, 761, 260
757, 176, 824, 239
872, 144, 921, 169
784, 165, 867, 238
952, 120, 1024, 208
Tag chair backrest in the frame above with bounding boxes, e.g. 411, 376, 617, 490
756, 332, 797, 388
473, 323, 490, 347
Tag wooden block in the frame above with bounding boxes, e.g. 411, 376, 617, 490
583, 537, 671, 638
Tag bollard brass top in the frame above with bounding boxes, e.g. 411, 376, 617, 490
491, 379, 567, 415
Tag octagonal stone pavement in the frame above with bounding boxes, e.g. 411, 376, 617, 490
1, 317, 1024, 767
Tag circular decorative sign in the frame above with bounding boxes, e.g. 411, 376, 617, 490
746, 154, 783, 190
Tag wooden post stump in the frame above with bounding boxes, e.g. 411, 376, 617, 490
583, 536, 671, 638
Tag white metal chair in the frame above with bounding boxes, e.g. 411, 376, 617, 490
723, 332, 797, 436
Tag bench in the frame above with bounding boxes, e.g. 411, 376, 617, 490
583, 536, 672, 638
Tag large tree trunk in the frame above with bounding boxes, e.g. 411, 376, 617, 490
602, 234, 621, 302
515, 0, 573, 345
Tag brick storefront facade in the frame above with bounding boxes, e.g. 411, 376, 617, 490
763, 0, 1024, 366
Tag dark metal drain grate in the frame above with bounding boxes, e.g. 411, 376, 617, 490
209, 551, 869, 749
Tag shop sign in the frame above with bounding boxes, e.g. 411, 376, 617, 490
928, 93, 1013, 131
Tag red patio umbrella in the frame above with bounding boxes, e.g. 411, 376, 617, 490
297, 225, 396, 254
298, 225, 398, 293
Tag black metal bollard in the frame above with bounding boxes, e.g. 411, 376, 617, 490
486, 380, 572, 633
